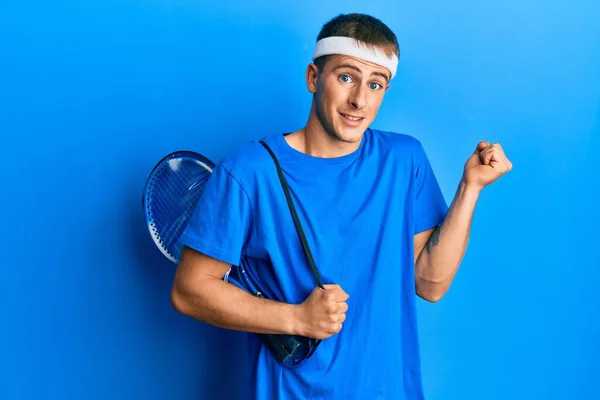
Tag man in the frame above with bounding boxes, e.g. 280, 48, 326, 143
171, 12, 512, 400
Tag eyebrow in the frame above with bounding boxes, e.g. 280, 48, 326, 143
333, 63, 390, 82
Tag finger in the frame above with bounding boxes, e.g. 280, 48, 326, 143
325, 303, 347, 317
324, 285, 349, 300
329, 290, 350, 303
336, 291, 350, 302
322, 288, 348, 304
486, 143, 512, 171
480, 147, 495, 165
322, 284, 341, 290
486, 144, 512, 171
495, 145, 513, 171
326, 322, 343, 335
498, 151, 512, 171
323, 284, 349, 296
328, 307, 346, 321
339, 302, 349, 313
327, 302, 341, 315
464, 149, 483, 169
474, 140, 491, 153
332, 302, 348, 314
480, 144, 505, 167
488, 143, 506, 161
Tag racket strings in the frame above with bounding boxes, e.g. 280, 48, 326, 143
146, 160, 212, 260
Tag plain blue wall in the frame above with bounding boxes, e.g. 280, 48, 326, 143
2, 0, 599, 399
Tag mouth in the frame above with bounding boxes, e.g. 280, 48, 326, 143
340, 113, 364, 123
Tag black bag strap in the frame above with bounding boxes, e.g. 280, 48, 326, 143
259, 140, 325, 290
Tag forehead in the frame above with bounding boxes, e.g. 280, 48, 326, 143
324, 55, 391, 80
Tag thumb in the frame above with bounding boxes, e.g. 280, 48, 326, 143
474, 140, 490, 154
465, 141, 491, 168
465, 143, 485, 167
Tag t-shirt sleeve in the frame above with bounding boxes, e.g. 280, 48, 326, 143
179, 164, 253, 266
414, 142, 448, 234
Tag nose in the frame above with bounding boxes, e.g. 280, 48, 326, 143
348, 84, 367, 110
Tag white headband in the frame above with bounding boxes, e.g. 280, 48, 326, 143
312, 36, 399, 79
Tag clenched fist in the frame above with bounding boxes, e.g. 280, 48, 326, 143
462, 141, 513, 191
294, 284, 349, 340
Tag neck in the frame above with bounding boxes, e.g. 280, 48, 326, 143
286, 104, 363, 159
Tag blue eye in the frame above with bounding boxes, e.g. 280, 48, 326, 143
370, 82, 382, 90
340, 74, 352, 83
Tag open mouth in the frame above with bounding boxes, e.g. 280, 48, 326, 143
340, 113, 364, 122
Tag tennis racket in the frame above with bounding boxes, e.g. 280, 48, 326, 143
142, 150, 216, 264
142, 147, 319, 368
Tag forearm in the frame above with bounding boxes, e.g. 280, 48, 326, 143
171, 277, 300, 335
415, 181, 481, 299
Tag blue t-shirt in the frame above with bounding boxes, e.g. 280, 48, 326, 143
180, 128, 448, 400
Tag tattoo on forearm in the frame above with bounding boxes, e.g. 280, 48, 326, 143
425, 226, 442, 253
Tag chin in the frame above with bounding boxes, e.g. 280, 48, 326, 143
317, 110, 367, 144
341, 132, 364, 144
334, 125, 367, 144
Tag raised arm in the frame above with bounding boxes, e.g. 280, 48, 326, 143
413, 141, 512, 302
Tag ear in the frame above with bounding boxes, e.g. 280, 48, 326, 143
306, 63, 318, 94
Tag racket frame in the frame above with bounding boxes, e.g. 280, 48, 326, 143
142, 150, 215, 263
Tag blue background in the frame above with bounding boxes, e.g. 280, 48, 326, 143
2, 0, 599, 399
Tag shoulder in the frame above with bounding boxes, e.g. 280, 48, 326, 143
212, 133, 280, 188
367, 128, 426, 160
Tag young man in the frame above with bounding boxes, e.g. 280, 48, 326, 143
171, 13, 512, 400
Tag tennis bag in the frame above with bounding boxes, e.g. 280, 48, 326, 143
235, 140, 325, 368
